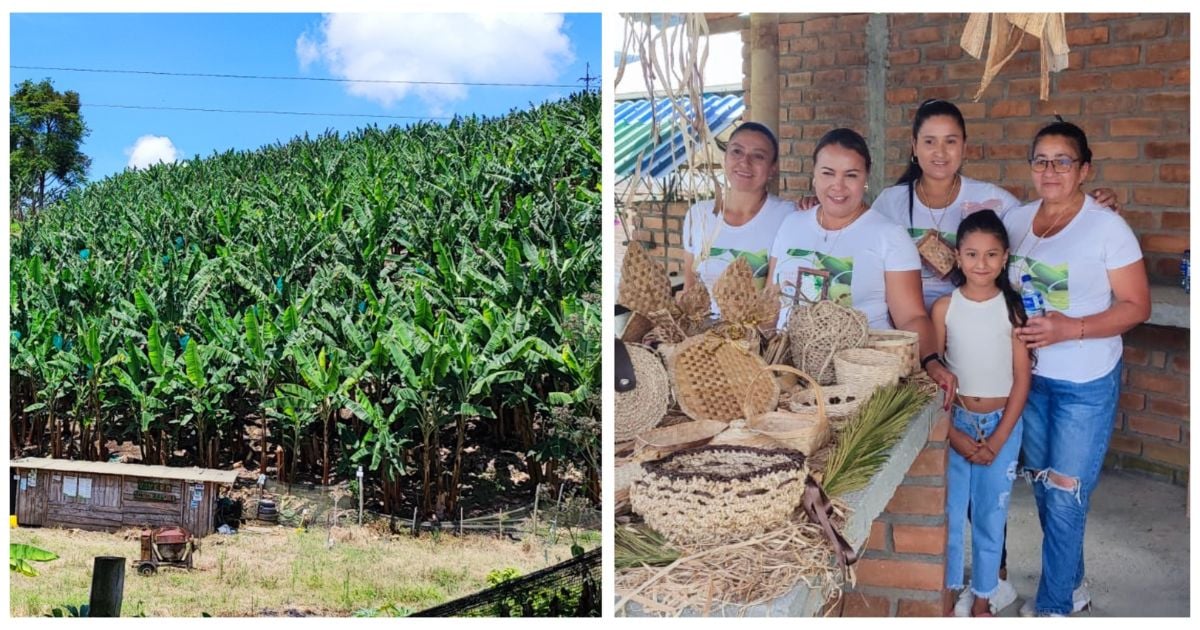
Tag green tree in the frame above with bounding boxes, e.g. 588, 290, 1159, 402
10, 79, 91, 218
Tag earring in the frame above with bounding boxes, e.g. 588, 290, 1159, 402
911, 155, 918, 164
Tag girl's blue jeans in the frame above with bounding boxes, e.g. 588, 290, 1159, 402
1021, 360, 1122, 616
945, 406, 1022, 598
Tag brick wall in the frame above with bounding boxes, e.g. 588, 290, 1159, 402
623, 200, 689, 278
1110, 324, 1191, 484
830, 411, 952, 616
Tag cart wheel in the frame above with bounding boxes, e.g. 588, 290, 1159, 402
138, 562, 157, 576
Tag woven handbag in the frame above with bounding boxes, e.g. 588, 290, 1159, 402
866, 328, 920, 377
669, 333, 779, 423
916, 230, 957, 278
629, 445, 809, 545
786, 300, 869, 385
834, 347, 903, 392
615, 343, 671, 443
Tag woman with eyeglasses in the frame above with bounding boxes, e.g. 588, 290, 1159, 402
1003, 120, 1150, 617
680, 122, 796, 316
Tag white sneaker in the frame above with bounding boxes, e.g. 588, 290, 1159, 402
1019, 582, 1091, 617
954, 578, 1017, 616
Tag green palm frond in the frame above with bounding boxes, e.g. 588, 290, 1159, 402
615, 524, 680, 569
822, 382, 932, 497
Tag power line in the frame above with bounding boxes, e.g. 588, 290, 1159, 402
13, 64, 582, 89
81, 102, 454, 121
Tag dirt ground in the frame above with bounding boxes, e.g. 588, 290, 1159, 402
9, 521, 593, 617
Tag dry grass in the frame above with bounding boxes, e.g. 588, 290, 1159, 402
9, 524, 589, 617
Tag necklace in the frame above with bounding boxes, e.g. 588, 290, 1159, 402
816, 203, 867, 248
916, 174, 961, 213
1012, 196, 1080, 272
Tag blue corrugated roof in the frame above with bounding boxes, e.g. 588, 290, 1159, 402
615, 93, 744, 179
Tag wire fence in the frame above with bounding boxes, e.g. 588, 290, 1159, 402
411, 548, 601, 617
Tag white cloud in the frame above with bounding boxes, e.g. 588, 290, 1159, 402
296, 14, 575, 110
125, 135, 180, 170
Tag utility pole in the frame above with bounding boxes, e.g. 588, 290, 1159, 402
578, 63, 598, 92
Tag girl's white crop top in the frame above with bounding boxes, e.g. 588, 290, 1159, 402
944, 289, 1014, 398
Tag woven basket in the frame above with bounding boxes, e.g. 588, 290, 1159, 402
834, 348, 903, 391
712, 257, 760, 325
632, 419, 726, 461
619, 241, 673, 316
620, 311, 655, 344
615, 344, 671, 443
630, 445, 809, 544
785, 383, 864, 422
866, 328, 920, 376
744, 365, 831, 455
786, 301, 869, 385
669, 333, 779, 423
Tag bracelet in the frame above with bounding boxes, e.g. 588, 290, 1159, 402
1079, 317, 1086, 346
920, 352, 941, 370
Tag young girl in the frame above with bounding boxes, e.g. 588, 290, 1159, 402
932, 209, 1032, 617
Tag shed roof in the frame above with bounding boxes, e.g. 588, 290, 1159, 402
615, 93, 744, 179
11, 458, 239, 484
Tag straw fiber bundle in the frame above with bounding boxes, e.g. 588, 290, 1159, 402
619, 241, 674, 316
834, 348, 903, 392
786, 300, 869, 385
669, 333, 779, 422
630, 445, 808, 545
615, 343, 672, 443
866, 328, 920, 377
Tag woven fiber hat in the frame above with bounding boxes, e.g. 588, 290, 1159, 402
668, 333, 779, 423
615, 343, 671, 443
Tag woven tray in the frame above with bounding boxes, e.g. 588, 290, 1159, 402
834, 347, 902, 391
632, 419, 727, 461
867, 328, 920, 377
669, 333, 779, 423
630, 445, 808, 545
615, 343, 671, 443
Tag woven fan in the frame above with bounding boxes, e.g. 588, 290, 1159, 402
675, 280, 712, 335
619, 241, 673, 316
668, 332, 779, 423
712, 257, 760, 325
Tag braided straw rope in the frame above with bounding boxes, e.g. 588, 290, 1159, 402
629, 445, 809, 545
866, 328, 920, 377
619, 241, 673, 316
834, 347, 903, 392
615, 344, 672, 443
669, 333, 779, 423
786, 300, 869, 385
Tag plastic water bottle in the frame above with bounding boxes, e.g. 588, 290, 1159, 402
1020, 274, 1045, 318
1182, 250, 1190, 294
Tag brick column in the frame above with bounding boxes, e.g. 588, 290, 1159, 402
835, 410, 952, 616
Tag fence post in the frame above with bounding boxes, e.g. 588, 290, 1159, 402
498, 510, 503, 536
532, 482, 540, 537
88, 556, 125, 617
459, 506, 463, 535
549, 484, 566, 544
411, 507, 418, 536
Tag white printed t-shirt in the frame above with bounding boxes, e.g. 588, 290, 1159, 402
770, 208, 921, 330
682, 195, 796, 315
872, 176, 1020, 309
1003, 195, 1143, 383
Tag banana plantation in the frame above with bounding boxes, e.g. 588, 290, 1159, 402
9, 92, 601, 517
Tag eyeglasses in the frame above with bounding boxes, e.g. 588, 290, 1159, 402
1029, 157, 1079, 173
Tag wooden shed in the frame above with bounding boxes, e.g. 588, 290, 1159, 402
11, 458, 239, 537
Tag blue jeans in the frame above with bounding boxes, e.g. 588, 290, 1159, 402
945, 406, 1022, 598
1021, 360, 1122, 615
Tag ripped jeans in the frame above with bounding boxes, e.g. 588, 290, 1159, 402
945, 406, 1022, 598
1021, 360, 1121, 615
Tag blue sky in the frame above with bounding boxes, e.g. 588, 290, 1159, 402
10, 13, 601, 181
